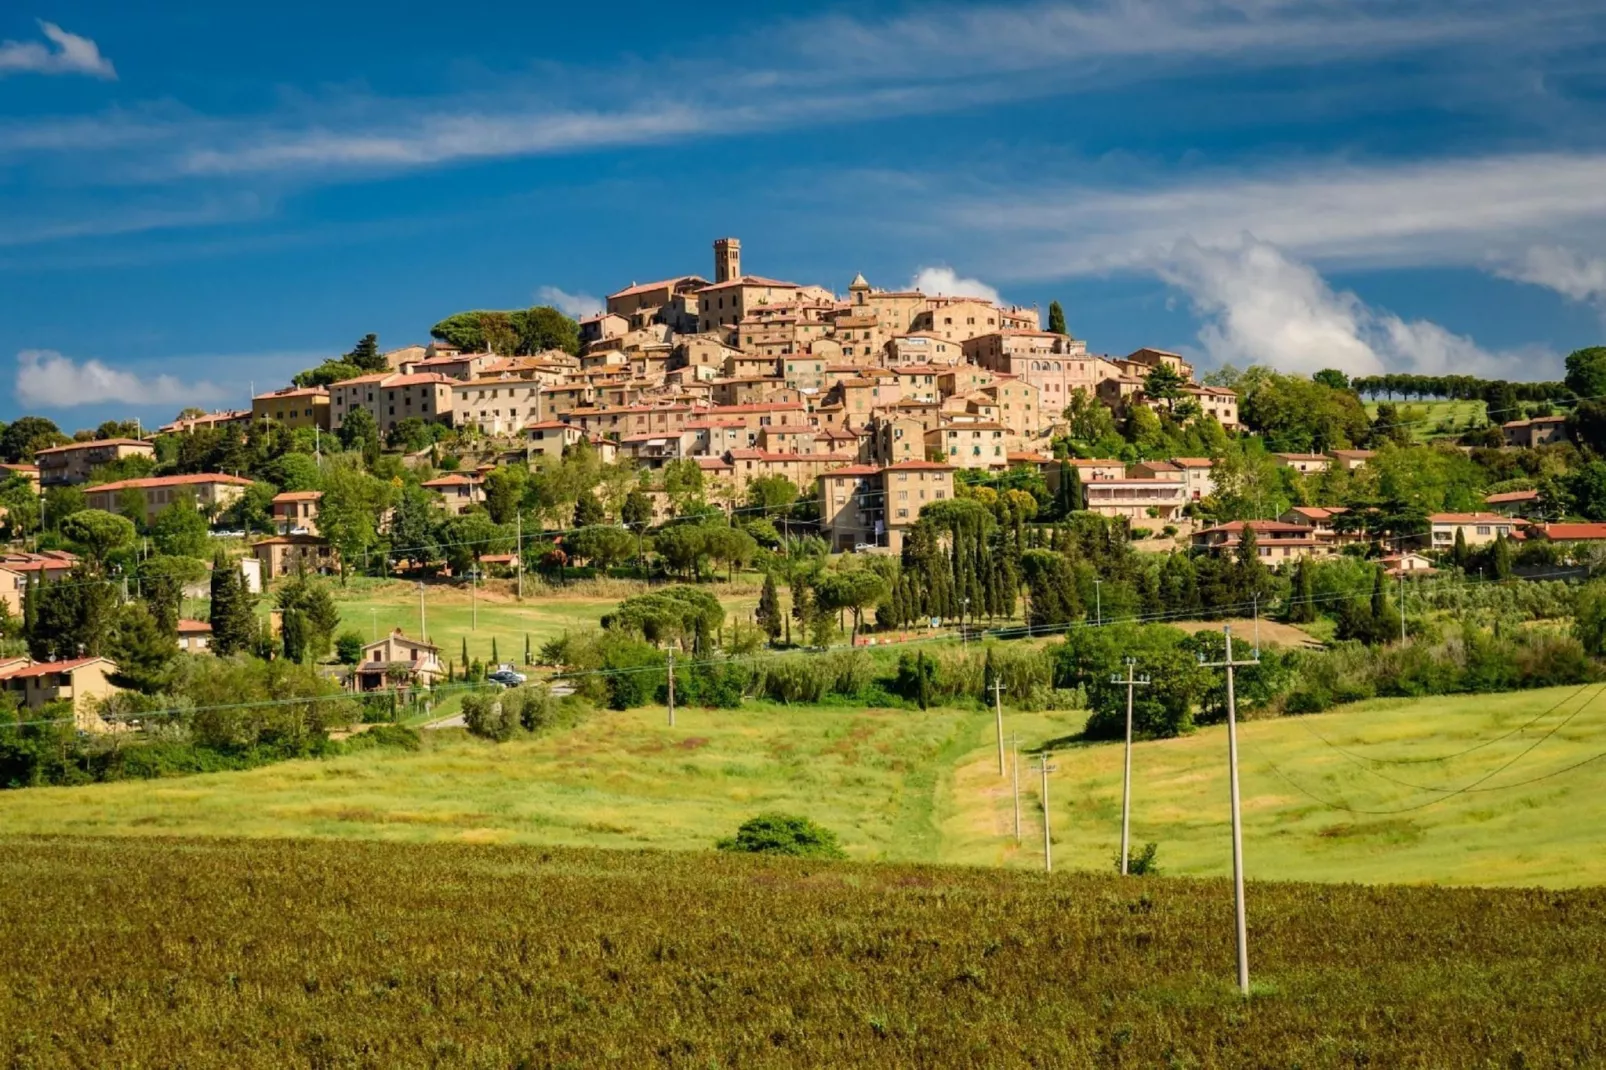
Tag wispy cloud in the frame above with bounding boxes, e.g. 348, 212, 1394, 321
1496, 245, 1606, 310
897, 151, 1606, 280
0, 21, 115, 80
1160, 235, 1553, 377
14, 350, 227, 408
909, 267, 1001, 303
536, 285, 602, 318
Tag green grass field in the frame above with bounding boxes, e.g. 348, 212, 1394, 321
5, 684, 1605, 887
5, 836, 1602, 1067
1364, 397, 1487, 441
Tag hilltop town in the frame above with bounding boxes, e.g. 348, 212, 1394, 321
0, 236, 1601, 731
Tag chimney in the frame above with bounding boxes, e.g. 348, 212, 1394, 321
714, 237, 741, 284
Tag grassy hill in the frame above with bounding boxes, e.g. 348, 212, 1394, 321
2, 835, 1601, 1067
1363, 398, 1487, 441
5, 685, 1605, 887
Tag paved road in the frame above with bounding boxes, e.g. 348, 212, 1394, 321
422, 683, 575, 730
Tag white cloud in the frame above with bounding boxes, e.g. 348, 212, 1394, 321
910, 266, 1001, 302
1496, 245, 1606, 309
1159, 235, 1551, 377
15, 350, 226, 408
536, 285, 602, 319
0, 21, 115, 79
937, 151, 1606, 280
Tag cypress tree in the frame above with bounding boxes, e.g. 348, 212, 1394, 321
461, 636, 470, 669
1048, 300, 1067, 335
1452, 527, 1469, 570
756, 571, 783, 643
492, 637, 500, 665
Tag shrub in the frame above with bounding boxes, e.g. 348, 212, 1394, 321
1116, 842, 1161, 876
461, 692, 516, 742
716, 813, 847, 859
335, 631, 365, 666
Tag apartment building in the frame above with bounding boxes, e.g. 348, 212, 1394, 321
963, 332, 1105, 407
252, 386, 331, 431
452, 376, 543, 436
36, 438, 155, 487
817, 460, 955, 552
1082, 476, 1188, 521
1426, 513, 1527, 551
1273, 453, 1331, 475
84, 473, 252, 524
884, 333, 965, 366
1192, 520, 1332, 563
928, 421, 1011, 470
271, 491, 321, 535
0, 657, 120, 729
328, 373, 455, 433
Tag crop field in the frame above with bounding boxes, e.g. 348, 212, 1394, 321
2, 836, 1602, 1067
5, 685, 1606, 887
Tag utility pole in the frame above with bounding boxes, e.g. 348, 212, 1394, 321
1094, 579, 1103, 626
1011, 733, 1022, 847
1398, 570, 1406, 644
990, 677, 1007, 776
1037, 750, 1059, 872
1199, 625, 1259, 997
1112, 657, 1151, 876
666, 649, 676, 728
1252, 594, 1260, 650
470, 568, 479, 630
516, 513, 524, 601
418, 581, 427, 642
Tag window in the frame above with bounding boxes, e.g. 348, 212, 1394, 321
1477, 526, 1490, 536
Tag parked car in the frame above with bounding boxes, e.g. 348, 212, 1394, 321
487, 669, 527, 687
853, 542, 879, 553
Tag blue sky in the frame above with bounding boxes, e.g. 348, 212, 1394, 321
3, 0, 1606, 427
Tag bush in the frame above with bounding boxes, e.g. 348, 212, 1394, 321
1116, 842, 1161, 876
350, 724, 422, 752
716, 813, 847, 859
461, 692, 516, 742
335, 631, 365, 665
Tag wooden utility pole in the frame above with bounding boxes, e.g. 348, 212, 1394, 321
666, 649, 676, 728
1200, 625, 1259, 997
418, 581, 427, 643
990, 678, 1007, 776
1037, 750, 1059, 872
1398, 570, 1406, 644
1010, 733, 1022, 847
516, 513, 523, 601
1112, 657, 1150, 876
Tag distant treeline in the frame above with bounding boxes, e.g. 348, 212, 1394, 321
1350, 374, 1570, 407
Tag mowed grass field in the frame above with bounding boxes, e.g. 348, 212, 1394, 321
330, 575, 761, 666
5, 684, 1606, 886
5, 837, 1604, 1067
1363, 397, 1487, 441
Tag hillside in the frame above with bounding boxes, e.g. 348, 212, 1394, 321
4, 685, 1605, 887
1, 836, 1601, 1067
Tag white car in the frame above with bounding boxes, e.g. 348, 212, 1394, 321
853, 542, 879, 553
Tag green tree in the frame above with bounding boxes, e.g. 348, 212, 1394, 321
336, 407, 381, 465
319, 460, 393, 583
150, 498, 210, 559
663, 460, 706, 514
292, 360, 365, 389
0, 416, 66, 462
746, 475, 798, 515
1564, 346, 1606, 401
1491, 531, 1514, 581
59, 509, 136, 565
42, 486, 87, 532
1047, 300, 1067, 335
563, 525, 634, 570
512, 306, 582, 356
812, 569, 888, 642
389, 483, 445, 573
105, 602, 177, 692
756, 571, 783, 644
1574, 580, 1606, 656
622, 487, 654, 570
481, 467, 527, 525
140, 554, 207, 633
28, 565, 117, 661
1142, 364, 1187, 413
1313, 369, 1351, 392
438, 511, 510, 577
277, 571, 341, 663
208, 551, 258, 656
335, 630, 364, 665
346, 333, 386, 372
1452, 526, 1470, 570
573, 491, 605, 528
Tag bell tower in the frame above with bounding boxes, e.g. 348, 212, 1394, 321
714, 237, 741, 284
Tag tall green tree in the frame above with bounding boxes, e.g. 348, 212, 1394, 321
756, 571, 783, 644
319, 459, 393, 583
336, 407, 380, 465
208, 551, 258, 656
150, 498, 210, 559
59, 509, 135, 566
1047, 300, 1067, 335
28, 565, 117, 661
1564, 346, 1606, 401
346, 333, 386, 372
